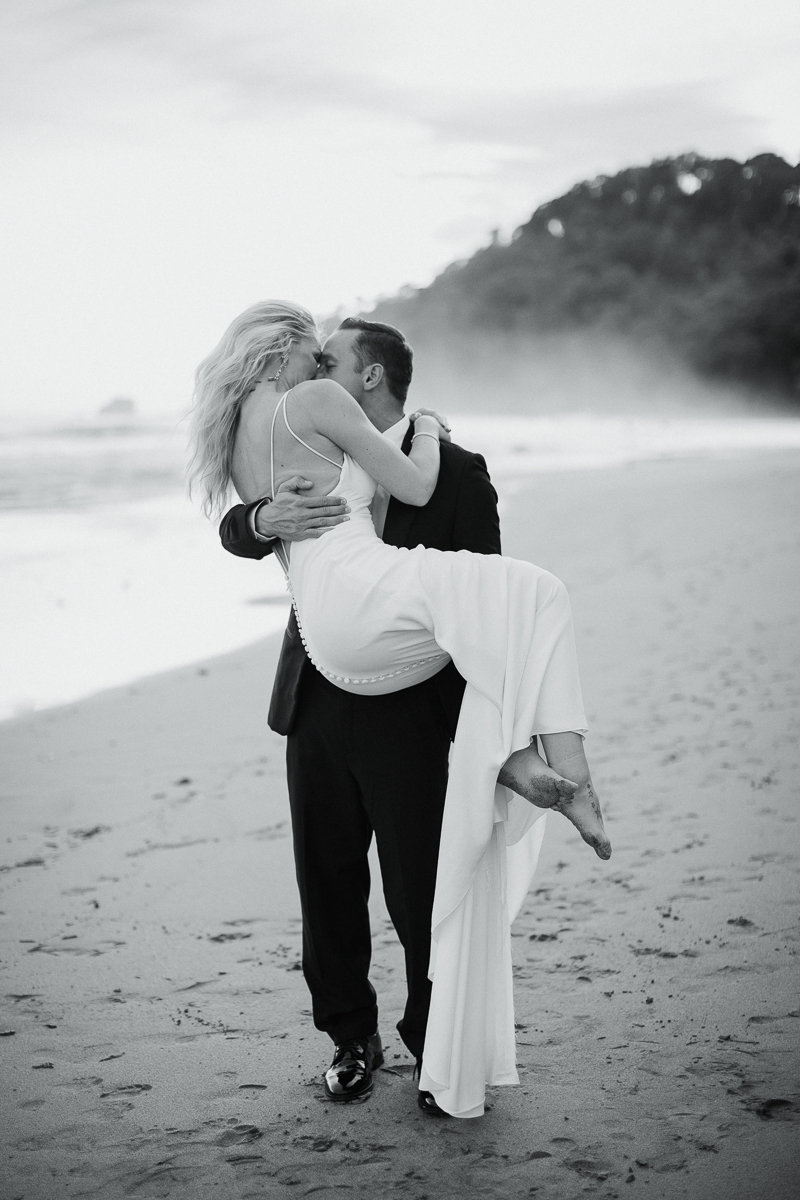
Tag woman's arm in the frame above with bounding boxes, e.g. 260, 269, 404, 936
296, 380, 441, 506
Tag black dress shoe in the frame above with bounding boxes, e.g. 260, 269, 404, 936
324, 1033, 384, 1101
418, 1089, 450, 1116
414, 1057, 450, 1117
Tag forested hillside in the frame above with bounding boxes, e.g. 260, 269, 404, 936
369, 154, 800, 398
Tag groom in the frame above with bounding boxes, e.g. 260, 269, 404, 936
218, 318, 501, 1113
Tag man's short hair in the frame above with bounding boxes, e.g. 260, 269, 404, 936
338, 317, 413, 403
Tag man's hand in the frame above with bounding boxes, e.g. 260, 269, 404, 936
255, 476, 350, 542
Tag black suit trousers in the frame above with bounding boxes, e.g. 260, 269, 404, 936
286, 667, 452, 1059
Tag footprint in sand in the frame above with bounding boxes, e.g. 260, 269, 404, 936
100, 1084, 152, 1098
751, 1098, 797, 1121
563, 1154, 614, 1181
215, 1123, 263, 1147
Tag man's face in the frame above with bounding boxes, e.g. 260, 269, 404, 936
317, 329, 366, 402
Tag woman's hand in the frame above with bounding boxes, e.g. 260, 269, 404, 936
409, 408, 451, 443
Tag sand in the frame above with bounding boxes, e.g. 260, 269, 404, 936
1, 451, 798, 1199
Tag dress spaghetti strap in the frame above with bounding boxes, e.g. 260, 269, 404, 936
268, 388, 345, 576
268, 397, 281, 501
268, 388, 343, 500
282, 392, 344, 470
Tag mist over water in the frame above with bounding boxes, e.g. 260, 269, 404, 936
402, 331, 792, 419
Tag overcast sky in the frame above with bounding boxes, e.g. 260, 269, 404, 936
1, 0, 798, 415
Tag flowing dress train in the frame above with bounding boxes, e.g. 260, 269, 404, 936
269, 393, 587, 1117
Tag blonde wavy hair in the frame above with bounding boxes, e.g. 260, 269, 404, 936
188, 300, 319, 516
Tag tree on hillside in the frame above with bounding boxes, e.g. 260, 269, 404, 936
369, 154, 800, 396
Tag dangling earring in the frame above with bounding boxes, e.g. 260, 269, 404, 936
265, 340, 294, 382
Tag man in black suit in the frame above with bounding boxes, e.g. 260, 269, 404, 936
219, 319, 500, 1113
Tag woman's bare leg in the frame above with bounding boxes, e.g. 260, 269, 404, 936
498, 733, 611, 860
539, 732, 611, 859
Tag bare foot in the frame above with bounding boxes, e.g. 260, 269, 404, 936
552, 779, 612, 861
498, 744, 579, 810
499, 740, 612, 861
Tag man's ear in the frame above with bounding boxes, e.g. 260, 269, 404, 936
362, 362, 384, 391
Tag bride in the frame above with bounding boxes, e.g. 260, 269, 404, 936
189, 300, 611, 1118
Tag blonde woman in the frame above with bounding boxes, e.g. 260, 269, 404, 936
189, 299, 610, 1119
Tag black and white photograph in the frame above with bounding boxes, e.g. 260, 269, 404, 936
1, 2, 798, 1197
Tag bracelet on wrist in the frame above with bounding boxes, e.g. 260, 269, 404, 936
411, 431, 440, 445
251, 495, 275, 543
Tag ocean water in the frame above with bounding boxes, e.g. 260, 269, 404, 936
2, 410, 800, 720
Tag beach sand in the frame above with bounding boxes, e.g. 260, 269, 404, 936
1, 451, 798, 1199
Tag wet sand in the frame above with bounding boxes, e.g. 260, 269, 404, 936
1, 451, 798, 1199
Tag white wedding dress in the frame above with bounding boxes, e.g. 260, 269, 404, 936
270, 392, 587, 1118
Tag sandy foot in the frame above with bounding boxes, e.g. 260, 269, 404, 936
498, 744, 578, 809
498, 745, 611, 860
552, 779, 612, 861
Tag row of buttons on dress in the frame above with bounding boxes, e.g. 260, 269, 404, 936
282, 577, 445, 686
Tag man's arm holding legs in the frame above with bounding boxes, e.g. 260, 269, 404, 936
452, 452, 502, 555
428, 450, 502, 738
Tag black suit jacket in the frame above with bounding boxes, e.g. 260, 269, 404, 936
218, 426, 502, 736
